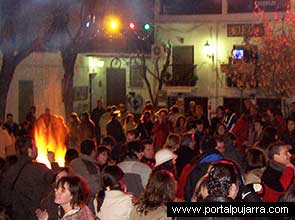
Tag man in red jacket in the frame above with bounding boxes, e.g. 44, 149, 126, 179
262, 141, 295, 202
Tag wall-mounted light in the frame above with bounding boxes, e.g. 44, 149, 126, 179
204, 41, 214, 62
88, 57, 104, 72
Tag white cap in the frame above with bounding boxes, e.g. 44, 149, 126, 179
155, 148, 177, 167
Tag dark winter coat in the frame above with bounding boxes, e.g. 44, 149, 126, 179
184, 150, 223, 202
0, 155, 54, 220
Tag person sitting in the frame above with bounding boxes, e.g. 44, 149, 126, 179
261, 141, 295, 202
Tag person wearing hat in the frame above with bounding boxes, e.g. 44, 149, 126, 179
153, 148, 178, 178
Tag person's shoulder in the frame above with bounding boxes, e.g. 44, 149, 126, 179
135, 161, 152, 171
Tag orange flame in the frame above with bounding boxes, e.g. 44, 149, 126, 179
34, 114, 68, 168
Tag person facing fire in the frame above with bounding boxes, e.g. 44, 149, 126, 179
0, 136, 55, 220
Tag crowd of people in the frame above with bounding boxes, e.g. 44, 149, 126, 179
1, 98, 295, 220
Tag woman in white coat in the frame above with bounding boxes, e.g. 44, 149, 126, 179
94, 165, 133, 220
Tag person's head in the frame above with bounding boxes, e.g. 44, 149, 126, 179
15, 135, 37, 159
142, 110, 151, 122
64, 148, 79, 166
118, 103, 126, 113
102, 165, 126, 191
254, 118, 263, 133
287, 118, 295, 133
80, 139, 96, 159
175, 115, 186, 128
55, 167, 72, 184
6, 113, 13, 124
157, 108, 168, 121
68, 112, 81, 126
102, 136, 116, 151
154, 148, 177, 174
142, 138, 154, 159
196, 119, 204, 132
125, 113, 135, 124
97, 98, 103, 109
199, 136, 217, 154
244, 99, 252, 110
30, 106, 36, 113
216, 123, 226, 136
268, 141, 291, 165
54, 176, 89, 209
144, 102, 154, 112
216, 106, 225, 118
186, 117, 196, 131
207, 162, 239, 200
126, 129, 137, 143
189, 101, 196, 110
97, 146, 110, 166
215, 137, 225, 154
80, 112, 90, 122
126, 140, 144, 160
169, 105, 179, 114
165, 133, 181, 152
259, 126, 279, 149
245, 148, 266, 172
180, 133, 195, 150
136, 170, 176, 214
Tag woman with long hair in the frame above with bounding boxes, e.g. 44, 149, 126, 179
94, 165, 132, 220
54, 176, 94, 220
130, 170, 176, 220
36, 167, 74, 220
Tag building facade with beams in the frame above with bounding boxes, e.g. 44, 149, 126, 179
153, 0, 292, 116
2, 0, 294, 122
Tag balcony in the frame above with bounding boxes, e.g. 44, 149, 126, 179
165, 64, 197, 87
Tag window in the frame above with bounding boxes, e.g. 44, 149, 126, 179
166, 45, 197, 86
227, 0, 288, 13
160, 0, 222, 15
130, 65, 144, 87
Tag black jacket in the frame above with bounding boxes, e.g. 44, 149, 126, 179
0, 155, 54, 220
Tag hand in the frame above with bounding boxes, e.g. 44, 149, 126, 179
35, 209, 48, 220
47, 151, 55, 163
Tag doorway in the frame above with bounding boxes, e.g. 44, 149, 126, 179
19, 80, 34, 123
106, 68, 126, 106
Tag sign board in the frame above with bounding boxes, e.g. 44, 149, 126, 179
255, 0, 288, 11
227, 24, 265, 37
